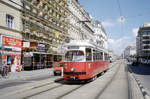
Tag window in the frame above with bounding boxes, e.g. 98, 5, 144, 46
65, 50, 84, 62
6, 14, 14, 29
86, 48, 92, 61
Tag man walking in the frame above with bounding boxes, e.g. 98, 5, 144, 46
1, 61, 7, 77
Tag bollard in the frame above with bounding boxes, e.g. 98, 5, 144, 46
61, 67, 63, 77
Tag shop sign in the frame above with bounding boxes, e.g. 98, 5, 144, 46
23, 52, 33, 57
2, 36, 21, 48
2, 36, 21, 52
37, 43, 46, 52
23, 42, 30, 48
3, 50, 21, 55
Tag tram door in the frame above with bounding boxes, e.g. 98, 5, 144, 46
85, 48, 92, 74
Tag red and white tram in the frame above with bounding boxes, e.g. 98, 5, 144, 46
63, 40, 109, 81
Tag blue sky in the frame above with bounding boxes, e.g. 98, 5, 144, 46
79, 0, 150, 55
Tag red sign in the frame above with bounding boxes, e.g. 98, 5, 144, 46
2, 36, 21, 48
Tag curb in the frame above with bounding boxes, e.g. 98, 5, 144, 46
128, 66, 150, 99
134, 78, 150, 99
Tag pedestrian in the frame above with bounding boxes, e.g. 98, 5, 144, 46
1, 61, 7, 77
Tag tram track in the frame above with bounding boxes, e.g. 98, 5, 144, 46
94, 60, 123, 99
1, 61, 121, 99
21, 62, 119, 99
55, 62, 120, 99
23, 84, 63, 99
56, 84, 84, 99
0, 76, 63, 99
22, 80, 85, 99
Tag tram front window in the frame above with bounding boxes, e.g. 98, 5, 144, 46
65, 51, 84, 62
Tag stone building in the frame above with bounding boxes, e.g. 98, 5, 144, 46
21, 0, 69, 69
93, 20, 107, 49
67, 0, 94, 40
0, 0, 22, 72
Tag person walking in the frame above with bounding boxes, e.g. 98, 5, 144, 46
1, 61, 8, 77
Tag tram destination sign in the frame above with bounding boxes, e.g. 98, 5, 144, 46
68, 46, 79, 49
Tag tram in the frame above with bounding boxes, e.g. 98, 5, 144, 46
63, 40, 109, 81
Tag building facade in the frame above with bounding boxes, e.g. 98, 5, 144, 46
0, 0, 22, 72
67, 0, 94, 41
124, 46, 136, 58
21, 0, 69, 69
67, 0, 82, 40
0, 0, 109, 71
93, 20, 107, 49
136, 22, 150, 63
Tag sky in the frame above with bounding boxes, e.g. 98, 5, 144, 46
78, 0, 150, 55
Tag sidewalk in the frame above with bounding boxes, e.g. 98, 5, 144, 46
0, 68, 54, 83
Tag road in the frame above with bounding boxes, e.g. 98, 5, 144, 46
129, 63, 150, 96
0, 60, 143, 99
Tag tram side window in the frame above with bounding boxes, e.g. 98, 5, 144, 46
104, 53, 108, 60
100, 52, 103, 60
86, 48, 92, 61
93, 53, 96, 61
97, 52, 101, 60
93, 52, 102, 61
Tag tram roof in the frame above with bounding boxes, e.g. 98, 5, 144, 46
65, 40, 108, 53
65, 40, 94, 47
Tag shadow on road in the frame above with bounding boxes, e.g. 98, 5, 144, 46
128, 63, 150, 75
55, 78, 88, 85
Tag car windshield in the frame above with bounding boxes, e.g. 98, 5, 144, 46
57, 63, 64, 67
65, 50, 84, 62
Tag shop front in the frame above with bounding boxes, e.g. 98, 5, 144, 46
22, 42, 53, 70
1, 35, 21, 72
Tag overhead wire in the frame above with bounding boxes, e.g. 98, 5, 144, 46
116, 0, 122, 16
116, 0, 126, 55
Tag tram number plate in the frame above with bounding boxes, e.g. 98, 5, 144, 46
70, 76, 75, 79
56, 71, 61, 73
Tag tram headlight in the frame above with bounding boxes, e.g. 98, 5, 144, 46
71, 68, 75, 72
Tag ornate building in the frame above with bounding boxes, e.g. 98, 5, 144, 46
93, 20, 107, 49
20, 0, 69, 69
21, 0, 68, 53
67, 0, 94, 40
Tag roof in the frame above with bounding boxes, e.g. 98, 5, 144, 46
65, 40, 108, 53
126, 46, 136, 49
65, 40, 95, 47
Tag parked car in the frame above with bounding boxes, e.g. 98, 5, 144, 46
53, 61, 64, 76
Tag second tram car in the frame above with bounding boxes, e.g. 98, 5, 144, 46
63, 40, 109, 81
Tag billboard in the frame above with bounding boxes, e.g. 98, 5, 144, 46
2, 36, 21, 52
